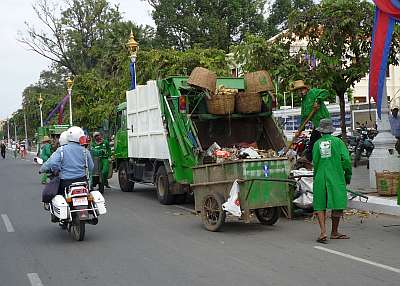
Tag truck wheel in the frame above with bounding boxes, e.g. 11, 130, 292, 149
255, 207, 280, 226
118, 162, 134, 192
155, 166, 175, 205
174, 194, 186, 204
201, 193, 226, 232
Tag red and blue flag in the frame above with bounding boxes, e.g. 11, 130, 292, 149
369, 0, 400, 118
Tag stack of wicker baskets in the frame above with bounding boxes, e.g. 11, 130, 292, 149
236, 92, 262, 113
375, 171, 400, 196
206, 86, 236, 115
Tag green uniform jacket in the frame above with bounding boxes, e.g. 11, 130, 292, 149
301, 88, 331, 128
312, 134, 352, 211
91, 139, 111, 158
40, 143, 52, 162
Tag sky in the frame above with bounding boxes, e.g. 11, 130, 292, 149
0, 0, 154, 120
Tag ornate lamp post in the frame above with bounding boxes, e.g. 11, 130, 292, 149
127, 31, 139, 90
66, 78, 74, 126
38, 93, 44, 127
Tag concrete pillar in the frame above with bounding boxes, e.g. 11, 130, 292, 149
369, 82, 400, 187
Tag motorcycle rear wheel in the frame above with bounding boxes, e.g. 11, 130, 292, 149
71, 216, 85, 241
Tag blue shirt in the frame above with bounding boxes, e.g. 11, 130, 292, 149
40, 142, 94, 180
389, 115, 400, 137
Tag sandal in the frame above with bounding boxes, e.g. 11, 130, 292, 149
316, 236, 328, 244
330, 234, 350, 239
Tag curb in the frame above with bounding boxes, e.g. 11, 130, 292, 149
349, 196, 400, 216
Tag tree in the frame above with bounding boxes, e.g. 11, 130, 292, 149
146, 0, 267, 51
19, 0, 154, 75
289, 0, 400, 139
264, 0, 315, 38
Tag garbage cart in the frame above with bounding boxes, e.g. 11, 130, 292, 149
191, 158, 293, 231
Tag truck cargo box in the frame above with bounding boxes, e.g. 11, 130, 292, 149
126, 80, 170, 161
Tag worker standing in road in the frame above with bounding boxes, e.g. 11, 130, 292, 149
40, 136, 53, 184
1, 141, 6, 159
91, 132, 111, 188
292, 80, 331, 161
313, 118, 352, 244
389, 106, 400, 154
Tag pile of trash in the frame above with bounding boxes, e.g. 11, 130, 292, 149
205, 142, 279, 163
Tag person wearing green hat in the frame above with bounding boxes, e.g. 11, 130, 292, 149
292, 80, 331, 161
40, 136, 53, 184
91, 132, 111, 188
312, 118, 352, 244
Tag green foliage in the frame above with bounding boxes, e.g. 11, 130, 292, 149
265, 0, 315, 38
137, 47, 229, 83
147, 0, 267, 51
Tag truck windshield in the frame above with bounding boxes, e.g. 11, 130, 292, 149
117, 109, 127, 130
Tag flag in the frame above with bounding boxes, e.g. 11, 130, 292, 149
369, 0, 400, 118
45, 93, 70, 124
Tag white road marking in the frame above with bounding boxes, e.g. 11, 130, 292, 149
27, 273, 44, 286
314, 246, 400, 274
1, 214, 15, 232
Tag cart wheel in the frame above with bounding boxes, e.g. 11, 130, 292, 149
255, 207, 281, 226
201, 193, 226, 232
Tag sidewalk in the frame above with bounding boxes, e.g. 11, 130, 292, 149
349, 166, 400, 216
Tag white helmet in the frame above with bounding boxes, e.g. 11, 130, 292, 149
67, 126, 85, 143
59, 131, 69, 146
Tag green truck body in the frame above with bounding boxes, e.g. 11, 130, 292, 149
114, 76, 288, 207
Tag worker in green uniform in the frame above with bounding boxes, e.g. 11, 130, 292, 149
91, 132, 111, 188
313, 118, 352, 244
292, 80, 331, 161
40, 136, 53, 184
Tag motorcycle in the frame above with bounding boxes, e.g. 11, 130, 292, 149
46, 180, 107, 241
292, 134, 309, 158
353, 122, 376, 168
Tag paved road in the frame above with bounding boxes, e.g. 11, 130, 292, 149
1, 155, 400, 286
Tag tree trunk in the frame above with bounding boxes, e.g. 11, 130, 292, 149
338, 91, 347, 142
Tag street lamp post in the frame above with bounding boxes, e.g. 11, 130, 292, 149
127, 31, 139, 90
38, 93, 44, 127
14, 120, 17, 143
66, 78, 74, 126
7, 118, 10, 147
24, 112, 28, 148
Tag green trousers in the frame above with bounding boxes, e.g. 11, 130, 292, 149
100, 158, 109, 183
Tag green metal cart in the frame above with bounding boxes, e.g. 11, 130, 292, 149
191, 158, 293, 231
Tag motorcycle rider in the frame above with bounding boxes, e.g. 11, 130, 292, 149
40, 136, 53, 184
40, 126, 94, 196
91, 131, 111, 188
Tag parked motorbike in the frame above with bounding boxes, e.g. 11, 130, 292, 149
292, 134, 309, 158
46, 181, 107, 241
353, 122, 376, 168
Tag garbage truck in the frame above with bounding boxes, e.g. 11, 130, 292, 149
114, 75, 290, 200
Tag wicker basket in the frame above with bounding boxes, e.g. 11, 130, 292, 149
376, 171, 400, 196
236, 92, 262, 113
206, 87, 236, 115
